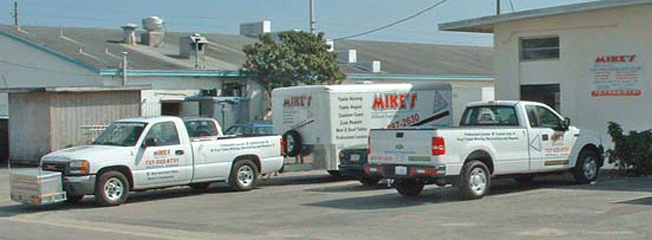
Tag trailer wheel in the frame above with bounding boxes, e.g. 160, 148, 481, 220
95, 171, 129, 206
229, 159, 259, 191
572, 150, 600, 184
394, 179, 425, 197
459, 160, 490, 200
283, 130, 302, 157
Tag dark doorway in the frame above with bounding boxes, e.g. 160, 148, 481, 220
521, 84, 560, 111
0, 118, 7, 165
161, 102, 181, 116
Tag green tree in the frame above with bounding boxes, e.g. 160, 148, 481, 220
241, 31, 346, 101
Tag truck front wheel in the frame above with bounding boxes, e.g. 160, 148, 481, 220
459, 160, 490, 200
394, 179, 425, 197
95, 171, 129, 206
572, 150, 600, 184
229, 160, 259, 191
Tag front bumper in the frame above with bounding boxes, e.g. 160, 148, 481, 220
365, 163, 446, 180
63, 175, 96, 196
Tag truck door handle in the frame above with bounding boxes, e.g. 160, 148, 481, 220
175, 150, 184, 155
542, 134, 549, 141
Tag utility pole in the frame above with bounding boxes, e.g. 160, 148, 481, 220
13, 2, 19, 30
496, 0, 500, 15
309, 0, 315, 34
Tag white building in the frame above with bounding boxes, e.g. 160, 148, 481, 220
440, 0, 652, 146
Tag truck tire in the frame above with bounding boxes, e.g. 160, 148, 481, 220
459, 160, 490, 200
95, 171, 129, 206
229, 160, 259, 191
572, 150, 600, 184
283, 130, 302, 157
394, 179, 425, 197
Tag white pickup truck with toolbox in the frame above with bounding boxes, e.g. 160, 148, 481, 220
366, 101, 604, 199
10, 116, 284, 206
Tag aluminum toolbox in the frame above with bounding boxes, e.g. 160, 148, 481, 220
10, 168, 67, 205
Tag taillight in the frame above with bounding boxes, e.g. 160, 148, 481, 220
432, 137, 445, 155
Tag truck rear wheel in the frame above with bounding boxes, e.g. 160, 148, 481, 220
459, 160, 490, 200
229, 160, 259, 191
394, 179, 425, 197
95, 171, 129, 206
572, 150, 600, 184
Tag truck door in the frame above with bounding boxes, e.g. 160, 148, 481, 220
134, 121, 193, 188
525, 105, 575, 171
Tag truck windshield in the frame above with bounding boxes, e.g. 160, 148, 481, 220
93, 122, 147, 146
460, 106, 518, 126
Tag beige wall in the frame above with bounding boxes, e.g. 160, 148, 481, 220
9, 93, 51, 164
493, 4, 652, 145
9, 91, 140, 164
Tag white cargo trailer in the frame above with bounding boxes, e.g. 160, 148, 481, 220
273, 83, 492, 174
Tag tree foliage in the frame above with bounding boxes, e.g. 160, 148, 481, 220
606, 121, 652, 176
241, 31, 346, 95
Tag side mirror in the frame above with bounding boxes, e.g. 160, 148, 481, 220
142, 138, 158, 148
555, 118, 571, 131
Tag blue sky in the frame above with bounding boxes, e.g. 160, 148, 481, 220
5, 0, 596, 46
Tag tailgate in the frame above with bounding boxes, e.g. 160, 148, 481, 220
368, 129, 437, 164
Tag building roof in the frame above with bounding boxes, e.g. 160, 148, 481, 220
439, 0, 652, 33
0, 25, 492, 76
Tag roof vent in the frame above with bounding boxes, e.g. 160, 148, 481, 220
141, 16, 165, 47
180, 33, 209, 68
121, 23, 138, 45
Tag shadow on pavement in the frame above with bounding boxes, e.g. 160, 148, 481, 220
305, 172, 652, 210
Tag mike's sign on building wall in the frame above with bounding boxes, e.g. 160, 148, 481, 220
589, 54, 642, 97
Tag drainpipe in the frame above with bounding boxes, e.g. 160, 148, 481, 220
121, 52, 128, 86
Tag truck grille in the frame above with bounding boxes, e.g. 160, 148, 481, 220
41, 162, 67, 173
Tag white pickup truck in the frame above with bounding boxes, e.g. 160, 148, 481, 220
366, 101, 604, 199
12, 116, 284, 206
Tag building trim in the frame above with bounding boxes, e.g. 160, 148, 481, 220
0, 85, 152, 93
347, 73, 493, 82
98, 69, 244, 78
439, 0, 652, 33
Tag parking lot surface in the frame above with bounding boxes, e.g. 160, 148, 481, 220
1, 168, 652, 240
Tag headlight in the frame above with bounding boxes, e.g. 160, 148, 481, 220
69, 160, 90, 175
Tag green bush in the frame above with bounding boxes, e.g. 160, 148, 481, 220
606, 121, 652, 176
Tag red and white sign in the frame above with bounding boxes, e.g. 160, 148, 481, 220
589, 54, 642, 98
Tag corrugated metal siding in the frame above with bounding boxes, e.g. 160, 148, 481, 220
50, 91, 140, 150
8, 93, 51, 164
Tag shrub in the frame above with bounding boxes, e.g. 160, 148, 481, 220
606, 121, 652, 176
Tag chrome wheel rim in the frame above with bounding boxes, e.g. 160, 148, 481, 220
237, 165, 255, 186
469, 167, 487, 195
104, 177, 124, 201
583, 156, 598, 180
286, 136, 296, 151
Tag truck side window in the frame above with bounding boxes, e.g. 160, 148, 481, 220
536, 106, 562, 129
144, 122, 180, 146
525, 106, 539, 127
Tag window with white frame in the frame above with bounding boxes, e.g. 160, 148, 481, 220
520, 37, 559, 61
